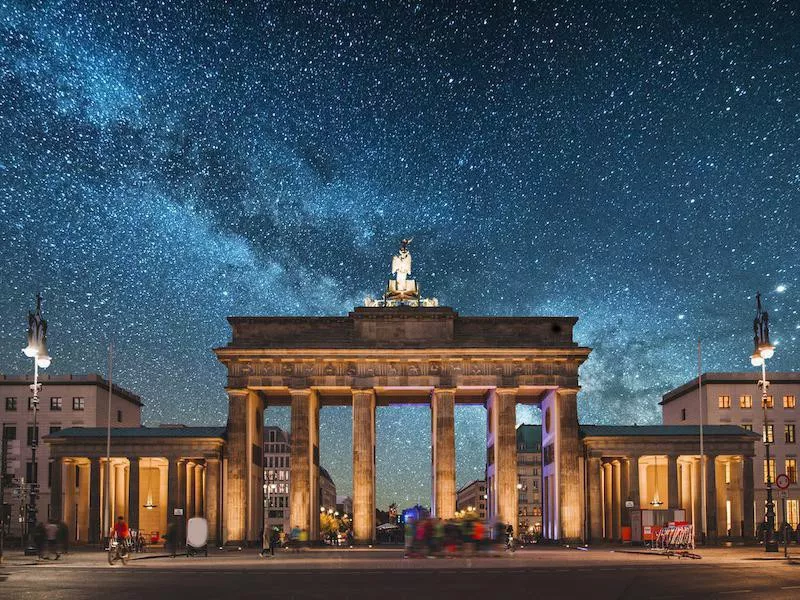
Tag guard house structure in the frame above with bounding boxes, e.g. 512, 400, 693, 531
43, 244, 759, 545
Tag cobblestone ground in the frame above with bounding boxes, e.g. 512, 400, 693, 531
1, 546, 799, 599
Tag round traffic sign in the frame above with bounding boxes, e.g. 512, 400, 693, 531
776, 473, 790, 490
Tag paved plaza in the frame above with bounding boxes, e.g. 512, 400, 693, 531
1, 546, 800, 599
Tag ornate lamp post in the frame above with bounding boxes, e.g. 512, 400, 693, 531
21, 293, 52, 556
750, 292, 778, 553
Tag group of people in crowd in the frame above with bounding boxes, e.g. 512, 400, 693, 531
403, 518, 517, 558
31, 519, 70, 559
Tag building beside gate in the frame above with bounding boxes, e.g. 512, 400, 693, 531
0, 374, 141, 537
662, 372, 800, 532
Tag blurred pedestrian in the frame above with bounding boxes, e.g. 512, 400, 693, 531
57, 521, 69, 555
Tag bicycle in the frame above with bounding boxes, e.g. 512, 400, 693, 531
108, 536, 130, 566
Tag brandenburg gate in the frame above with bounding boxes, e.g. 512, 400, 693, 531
214, 241, 591, 544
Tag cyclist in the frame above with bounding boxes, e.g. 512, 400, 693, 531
112, 515, 130, 541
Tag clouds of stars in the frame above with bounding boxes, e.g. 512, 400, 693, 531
1, 1, 797, 508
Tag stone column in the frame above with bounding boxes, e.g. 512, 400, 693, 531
431, 389, 456, 519
602, 461, 612, 540
668, 455, 680, 510
50, 457, 63, 522
128, 458, 140, 531
743, 455, 755, 539
705, 455, 718, 539
680, 461, 692, 512
620, 457, 631, 528
540, 388, 582, 541
88, 458, 101, 543
224, 388, 264, 544
63, 459, 76, 538
612, 460, 621, 540
224, 390, 248, 543
186, 461, 196, 520
352, 389, 376, 544
115, 463, 127, 521
195, 463, 204, 517
587, 456, 603, 541
290, 389, 320, 540
729, 458, 743, 537
168, 458, 186, 546
690, 459, 701, 536
487, 389, 517, 534
205, 457, 221, 543
629, 456, 640, 510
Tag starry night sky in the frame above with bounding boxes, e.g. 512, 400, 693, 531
1, 1, 798, 508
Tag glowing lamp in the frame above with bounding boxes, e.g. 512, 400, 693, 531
759, 344, 775, 359
751, 352, 764, 367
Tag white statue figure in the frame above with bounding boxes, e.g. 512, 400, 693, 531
391, 238, 413, 291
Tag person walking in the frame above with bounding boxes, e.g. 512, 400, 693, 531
269, 529, 279, 556
44, 519, 60, 560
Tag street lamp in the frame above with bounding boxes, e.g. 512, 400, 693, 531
22, 293, 52, 556
751, 292, 778, 553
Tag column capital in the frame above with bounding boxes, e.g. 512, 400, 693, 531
432, 388, 456, 400
225, 388, 249, 398
351, 388, 376, 401
495, 387, 517, 397
556, 387, 580, 396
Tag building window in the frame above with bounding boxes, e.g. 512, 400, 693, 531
740, 395, 752, 409
72, 397, 85, 411
681, 408, 686, 421
742, 424, 753, 432
50, 397, 62, 411
28, 397, 36, 411
763, 424, 774, 444
763, 396, 774, 409
5, 397, 17, 411
786, 424, 796, 444
2, 424, 16, 440
764, 459, 776, 484
788, 500, 800, 529
49, 426, 61, 435
724, 462, 731, 484
117, 410, 122, 423
26, 425, 39, 446
718, 395, 731, 409
786, 459, 798, 484
784, 396, 797, 409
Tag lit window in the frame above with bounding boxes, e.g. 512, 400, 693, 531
742, 424, 753, 432
786, 424, 796, 444
72, 397, 85, 411
50, 397, 62, 411
718, 395, 731, 409
763, 424, 774, 444
763, 396, 774, 409
740, 395, 752, 409
784, 396, 797, 409
786, 459, 797, 484
764, 459, 776, 484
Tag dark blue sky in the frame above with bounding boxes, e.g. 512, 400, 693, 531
1, 1, 797, 507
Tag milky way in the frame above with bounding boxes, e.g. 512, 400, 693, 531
1, 1, 798, 508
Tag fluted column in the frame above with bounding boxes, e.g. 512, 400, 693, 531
587, 456, 603, 541
487, 388, 517, 534
629, 455, 640, 510
50, 458, 63, 522
205, 457, 221, 543
88, 458, 101, 543
431, 389, 456, 519
290, 388, 320, 540
195, 464, 204, 517
186, 461, 196, 519
611, 460, 621, 540
352, 389, 376, 544
224, 389, 265, 544
705, 455, 718, 539
602, 461, 612, 540
667, 455, 679, 510
743, 455, 755, 538
128, 458, 140, 531
680, 460, 692, 512
168, 458, 186, 546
